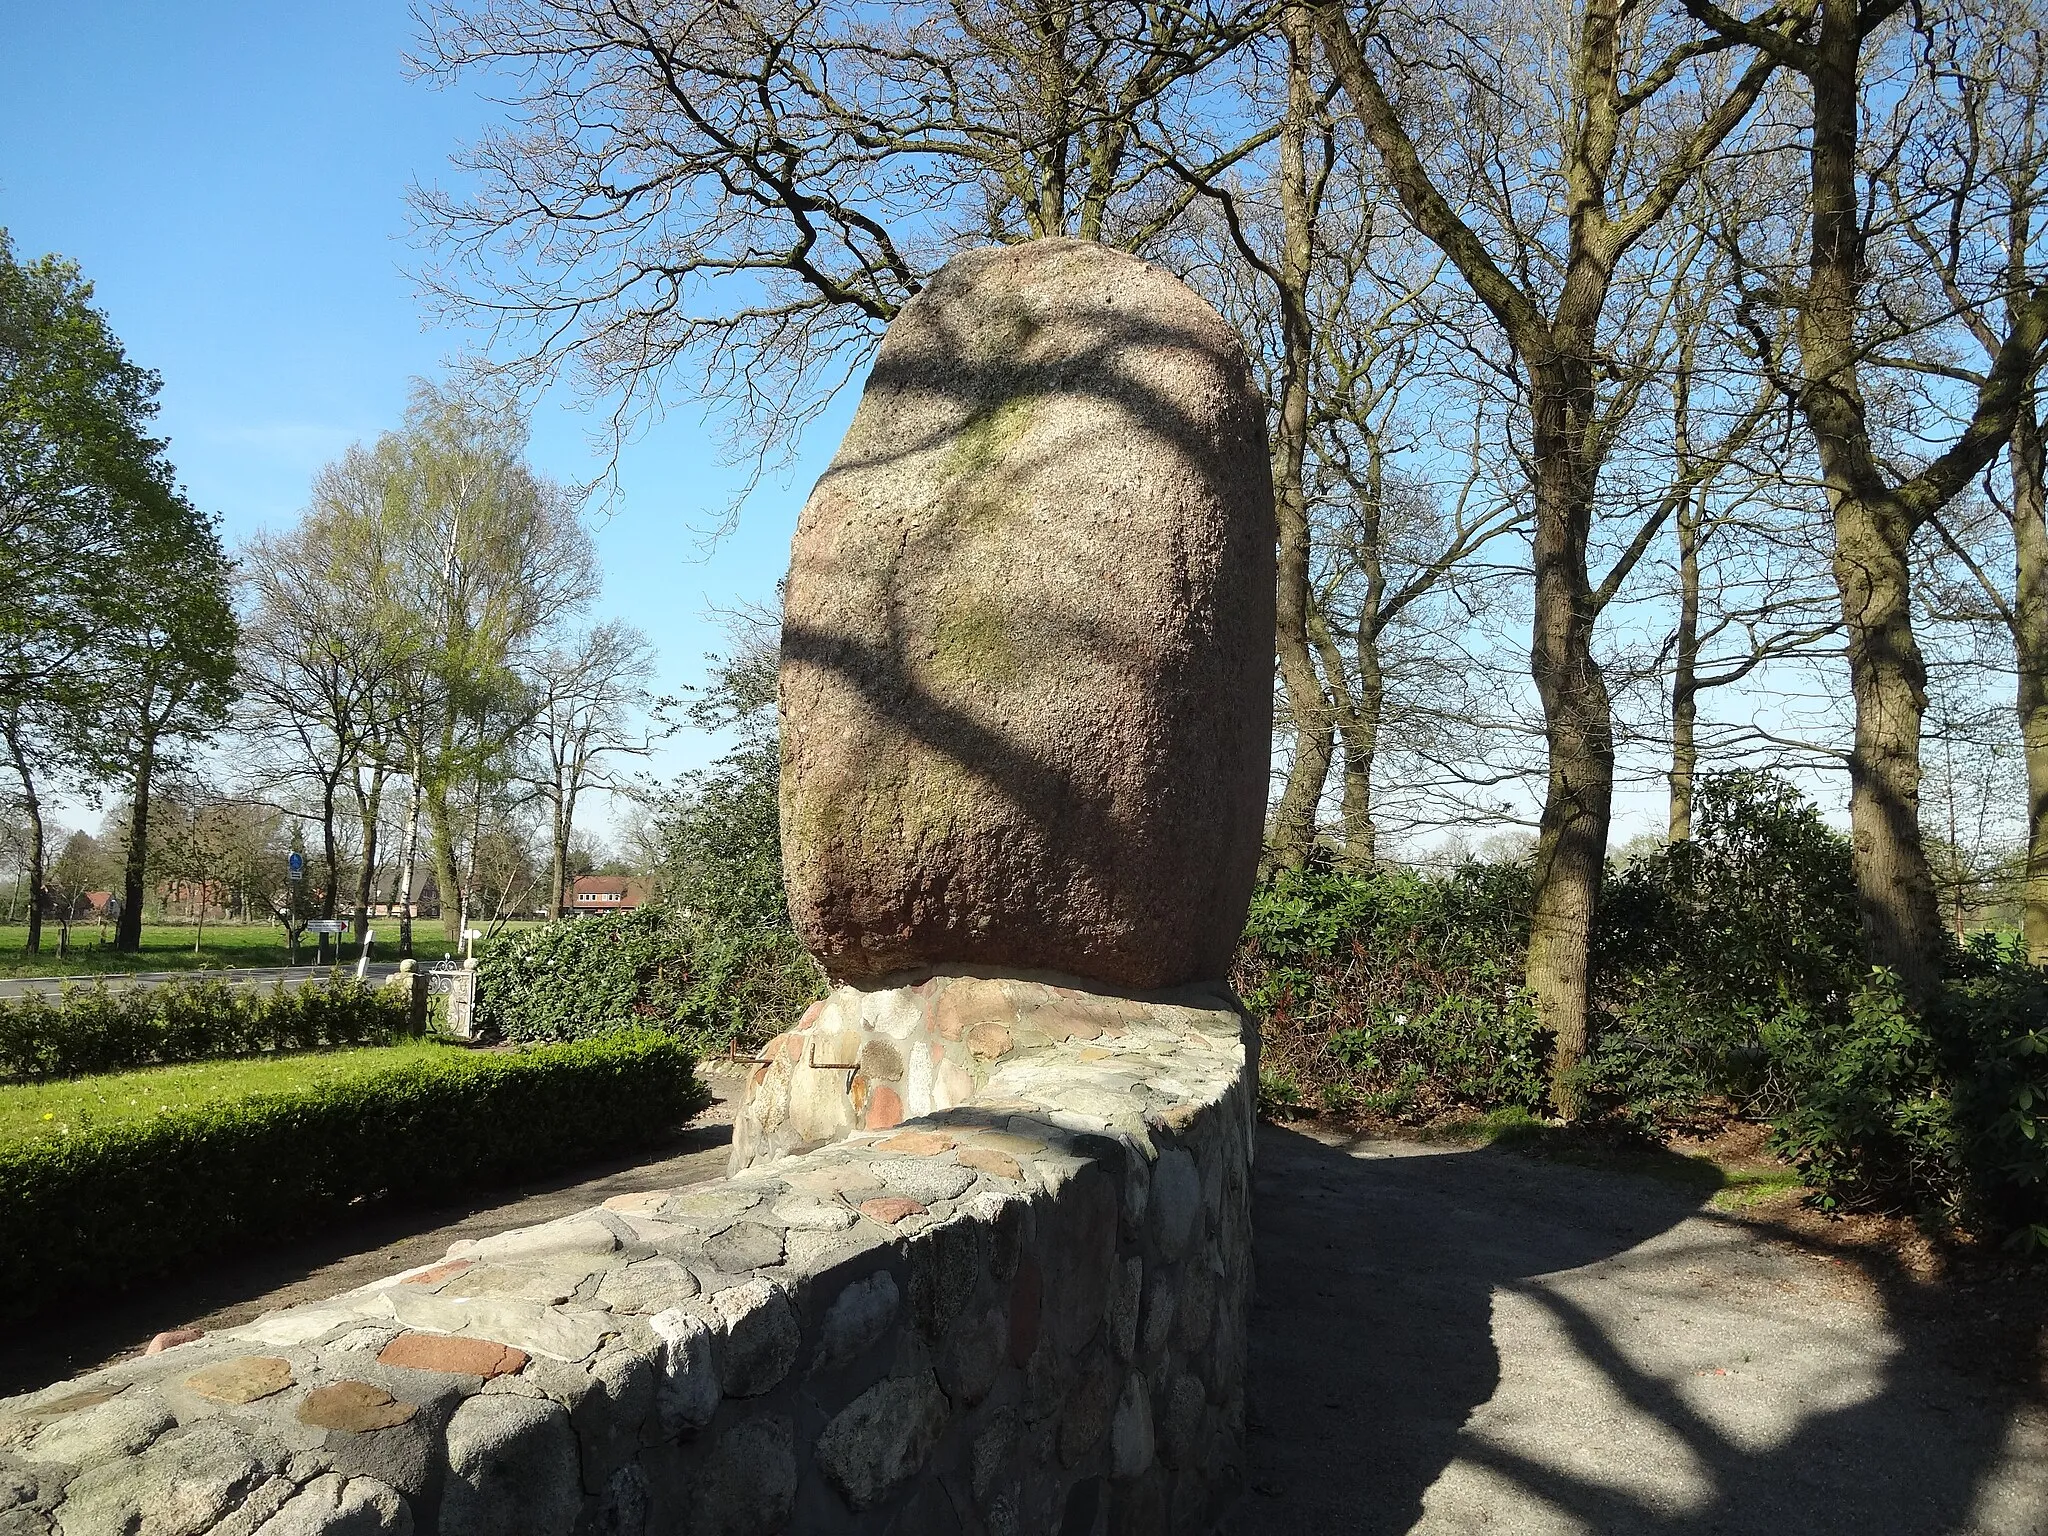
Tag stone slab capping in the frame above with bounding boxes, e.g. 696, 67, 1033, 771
0, 239, 1271, 1534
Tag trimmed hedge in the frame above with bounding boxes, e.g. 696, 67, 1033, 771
0, 976, 417, 1081
0, 1030, 709, 1316
474, 904, 820, 1055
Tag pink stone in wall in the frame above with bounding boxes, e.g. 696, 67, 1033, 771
859, 1196, 927, 1225
966, 1023, 1013, 1059
377, 1333, 527, 1379
935, 1061, 974, 1111
864, 1084, 904, 1130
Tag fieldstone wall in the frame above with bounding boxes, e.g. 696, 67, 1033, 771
0, 972, 1254, 1536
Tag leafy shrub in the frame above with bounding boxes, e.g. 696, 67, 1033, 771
475, 906, 692, 1043
0, 976, 417, 1082
1771, 948, 2048, 1241
1237, 772, 2048, 1243
1581, 772, 1867, 1127
473, 903, 821, 1053
1234, 859, 1547, 1118
0, 1030, 708, 1315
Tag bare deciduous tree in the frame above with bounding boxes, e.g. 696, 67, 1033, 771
1310, 0, 1807, 1111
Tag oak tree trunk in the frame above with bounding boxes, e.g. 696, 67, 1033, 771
1801, 0, 1943, 996
115, 736, 155, 952
1831, 489, 1942, 992
1336, 622, 1383, 869
2010, 404, 2048, 961
1669, 494, 1702, 842
1526, 373, 1614, 1121
1265, 6, 1332, 874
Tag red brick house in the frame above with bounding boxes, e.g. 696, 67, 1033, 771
565, 875, 648, 914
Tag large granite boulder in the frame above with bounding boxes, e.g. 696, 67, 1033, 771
779, 237, 1274, 989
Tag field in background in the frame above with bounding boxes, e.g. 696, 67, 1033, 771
0, 920, 541, 979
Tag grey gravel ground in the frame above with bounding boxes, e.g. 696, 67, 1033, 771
1232, 1121, 2048, 1536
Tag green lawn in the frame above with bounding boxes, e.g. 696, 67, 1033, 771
0, 920, 539, 979
0, 1042, 461, 1148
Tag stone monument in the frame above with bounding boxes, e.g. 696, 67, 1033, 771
779, 237, 1274, 991
0, 241, 1270, 1536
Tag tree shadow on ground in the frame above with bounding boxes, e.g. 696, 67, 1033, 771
1231, 1120, 2047, 1535
0, 1118, 734, 1396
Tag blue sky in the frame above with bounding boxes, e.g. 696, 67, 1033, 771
2, 1, 851, 828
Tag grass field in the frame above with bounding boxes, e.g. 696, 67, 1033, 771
0, 1041, 462, 1147
0, 920, 538, 979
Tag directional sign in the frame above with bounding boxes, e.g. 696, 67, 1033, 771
306, 920, 345, 935
462, 928, 482, 940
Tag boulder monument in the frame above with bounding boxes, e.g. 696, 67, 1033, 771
779, 237, 1275, 989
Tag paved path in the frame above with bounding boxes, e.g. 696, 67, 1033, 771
1232, 1121, 2048, 1536
0, 963, 401, 1000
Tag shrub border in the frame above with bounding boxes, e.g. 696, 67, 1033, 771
0, 1030, 709, 1317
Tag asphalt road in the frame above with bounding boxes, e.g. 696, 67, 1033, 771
0, 962, 403, 1000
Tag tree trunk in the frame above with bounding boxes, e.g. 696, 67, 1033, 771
353, 764, 386, 945
549, 781, 576, 921
1314, 606, 1383, 871
428, 787, 461, 943
1525, 370, 1614, 1122
2011, 402, 2048, 962
1831, 488, 1942, 991
115, 736, 155, 952
1796, 0, 1943, 996
1669, 492, 1702, 842
1337, 629, 1383, 868
396, 756, 424, 960
1264, 6, 1331, 875
2, 722, 45, 956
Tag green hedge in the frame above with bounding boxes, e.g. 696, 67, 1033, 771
0, 1030, 709, 1316
475, 904, 820, 1055
0, 976, 417, 1081
1234, 858, 1545, 1118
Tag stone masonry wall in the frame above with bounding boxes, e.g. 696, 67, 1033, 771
0, 972, 1255, 1536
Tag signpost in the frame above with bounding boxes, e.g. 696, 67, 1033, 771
286, 852, 307, 964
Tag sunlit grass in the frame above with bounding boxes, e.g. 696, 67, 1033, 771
0, 1042, 462, 1148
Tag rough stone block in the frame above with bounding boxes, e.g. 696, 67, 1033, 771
779, 239, 1273, 989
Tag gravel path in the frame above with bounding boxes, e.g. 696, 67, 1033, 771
1233, 1120, 2048, 1536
